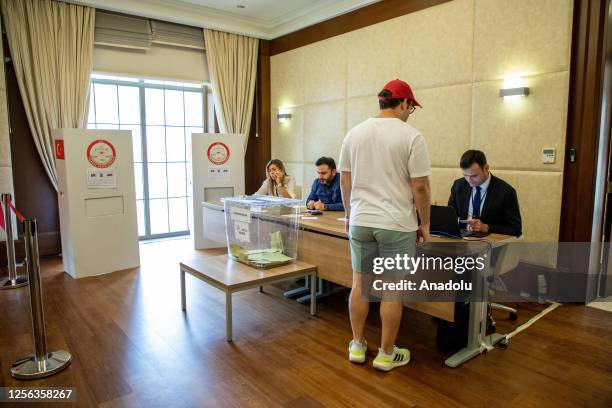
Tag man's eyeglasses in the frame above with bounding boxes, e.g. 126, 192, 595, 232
406, 101, 416, 114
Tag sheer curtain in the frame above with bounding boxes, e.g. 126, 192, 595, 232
1, 0, 95, 189
203, 29, 258, 153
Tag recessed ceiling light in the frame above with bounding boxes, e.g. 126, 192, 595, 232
236, 5, 245, 8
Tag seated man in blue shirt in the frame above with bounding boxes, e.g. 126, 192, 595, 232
306, 157, 344, 211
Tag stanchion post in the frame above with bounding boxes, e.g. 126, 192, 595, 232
10, 219, 72, 380
1, 193, 28, 289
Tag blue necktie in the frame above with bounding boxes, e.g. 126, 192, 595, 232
473, 186, 482, 219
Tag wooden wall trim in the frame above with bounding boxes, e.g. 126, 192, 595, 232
3, 35, 61, 262
270, 0, 451, 56
559, 0, 607, 242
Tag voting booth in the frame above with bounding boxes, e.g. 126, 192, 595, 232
191, 133, 246, 249
54, 129, 140, 278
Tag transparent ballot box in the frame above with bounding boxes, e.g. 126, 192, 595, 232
224, 195, 301, 269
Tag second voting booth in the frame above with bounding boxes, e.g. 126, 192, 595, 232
54, 129, 140, 278
191, 133, 246, 249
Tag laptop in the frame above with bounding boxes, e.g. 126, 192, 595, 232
430, 205, 489, 239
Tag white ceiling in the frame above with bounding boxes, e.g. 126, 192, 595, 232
67, 0, 380, 39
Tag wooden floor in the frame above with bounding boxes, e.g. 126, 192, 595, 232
1, 238, 611, 407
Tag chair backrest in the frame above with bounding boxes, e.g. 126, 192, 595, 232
492, 244, 521, 276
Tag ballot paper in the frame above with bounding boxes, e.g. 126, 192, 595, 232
229, 231, 292, 268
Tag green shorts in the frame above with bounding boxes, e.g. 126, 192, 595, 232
349, 226, 416, 276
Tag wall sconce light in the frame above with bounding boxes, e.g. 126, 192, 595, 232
501, 75, 529, 101
500, 87, 530, 97
277, 108, 292, 123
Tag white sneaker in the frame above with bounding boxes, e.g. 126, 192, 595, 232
348, 339, 367, 363
373, 346, 410, 372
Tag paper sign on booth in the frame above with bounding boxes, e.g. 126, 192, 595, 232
207, 165, 231, 181
87, 168, 116, 189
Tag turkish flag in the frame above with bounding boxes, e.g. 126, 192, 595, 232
55, 139, 65, 160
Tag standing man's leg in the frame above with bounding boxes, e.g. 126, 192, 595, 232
349, 271, 369, 342
380, 301, 403, 354
373, 229, 416, 371
348, 226, 377, 363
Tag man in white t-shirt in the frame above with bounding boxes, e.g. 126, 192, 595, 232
338, 79, 431, 372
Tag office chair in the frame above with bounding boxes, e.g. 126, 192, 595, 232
294, 184, 302, 200
489, 244, 519, 321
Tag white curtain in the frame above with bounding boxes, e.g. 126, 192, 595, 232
203, 29, 258, 153
1, 0, 95, 190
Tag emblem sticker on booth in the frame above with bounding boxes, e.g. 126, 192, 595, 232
207, 141, 230, 165
87, 139, 117, 168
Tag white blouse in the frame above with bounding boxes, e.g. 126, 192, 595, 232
255, 175, 296, 198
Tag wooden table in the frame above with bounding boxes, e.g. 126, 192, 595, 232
195, 203, 518, 366
197, 203, 514, 322
180, 254, 317, 341
298, 211, 514, 322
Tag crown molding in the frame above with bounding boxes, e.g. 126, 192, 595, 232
66, 0, 379, 39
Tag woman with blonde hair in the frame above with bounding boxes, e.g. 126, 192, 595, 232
255, 159, 296, 198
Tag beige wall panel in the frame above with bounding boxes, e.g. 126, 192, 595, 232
409, 84, 472, 167
493, 170, 562, 242
398, 0, 474, 89
302, 162, 318, 201
345, 18, 401, 98
270, 0, 573, 243
270, 47, 305, 110
430, 167, 462, 206
0, 166, 13, 198
271, 106, 304, 163
304, 101, 346, 163
303, 36, 347, 104
472, 71, 569, 171
346, 96, 378, 131
473, 0, 574, 81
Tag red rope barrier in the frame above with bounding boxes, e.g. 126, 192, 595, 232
0, 196, 26, 230
7, 197, 25, 223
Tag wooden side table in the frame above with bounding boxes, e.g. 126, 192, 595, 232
180, 254, 317, 341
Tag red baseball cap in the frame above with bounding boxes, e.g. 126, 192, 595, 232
379, 79, 421, 107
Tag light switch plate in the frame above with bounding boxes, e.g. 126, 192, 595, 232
542, 148, 556, 164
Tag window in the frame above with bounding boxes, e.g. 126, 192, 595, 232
87, 74, 213, 239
